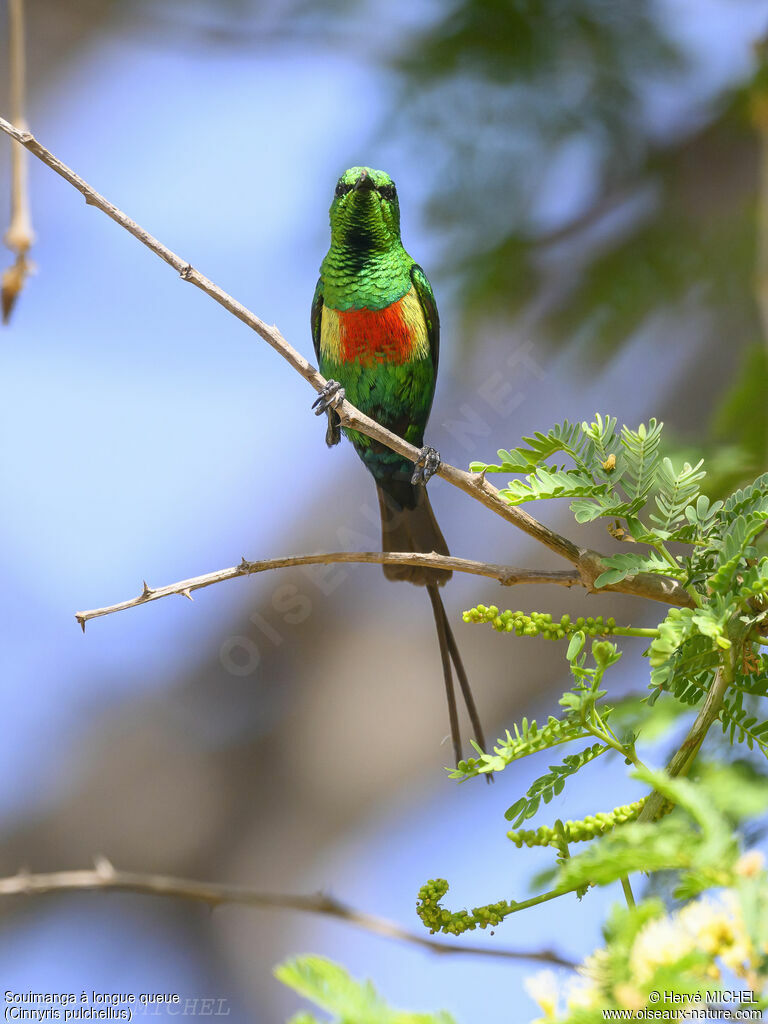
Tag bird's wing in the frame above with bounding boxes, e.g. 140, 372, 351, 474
410, 264, 440, 375
311, 277, 324, 365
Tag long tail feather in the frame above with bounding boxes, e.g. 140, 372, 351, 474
427, 583, 462, 766
441, 605, 487, 753
428, 584, 492, 781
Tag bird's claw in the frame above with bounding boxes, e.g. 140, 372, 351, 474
312, 379, 346, 416
411, 445, 441, 485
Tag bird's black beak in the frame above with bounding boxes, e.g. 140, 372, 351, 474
353, 170, 374, 193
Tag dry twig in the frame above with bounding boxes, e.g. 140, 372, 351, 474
75, 553, 580, 629
2, 0, 34, 322
0, 863, 576, 969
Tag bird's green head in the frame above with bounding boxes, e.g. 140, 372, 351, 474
328, 166, 401, 252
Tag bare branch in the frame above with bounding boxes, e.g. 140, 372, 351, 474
0, 116, 695, 613
74, 552, 580, 628
2, 1, 34, 322
0, 865, 576, 968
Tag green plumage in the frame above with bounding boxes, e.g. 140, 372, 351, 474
312, 167, 439, 494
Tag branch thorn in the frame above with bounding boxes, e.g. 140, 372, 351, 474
93, 854, 115, 878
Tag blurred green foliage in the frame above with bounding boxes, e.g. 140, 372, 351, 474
391, 3, 760, 345
332, 0, 768, 486
275, 956, 456, 1024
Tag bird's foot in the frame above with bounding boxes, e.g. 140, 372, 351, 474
411, 445, 441, 485
312, 379, 346, 416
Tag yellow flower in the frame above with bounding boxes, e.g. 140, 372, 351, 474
524, 970, 559, 1019
676, 892, 753, 975
630, 917, 695, 981
735, 850, 765, 878
678, 896, 736, 956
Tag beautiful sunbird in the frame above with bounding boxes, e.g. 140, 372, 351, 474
311, 166, 487, 766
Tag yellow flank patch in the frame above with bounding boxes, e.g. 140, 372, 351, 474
320, 285, 430, 364
399, 285, 430, 360
320, 305, 344, 361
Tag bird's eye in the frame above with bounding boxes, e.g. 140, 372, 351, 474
335, 182, 353, 198
378, 184, 396, 201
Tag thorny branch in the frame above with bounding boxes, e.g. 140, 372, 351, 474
0, 862, 576, 969
75, 553, 580, 629
0, 115, 695, 614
